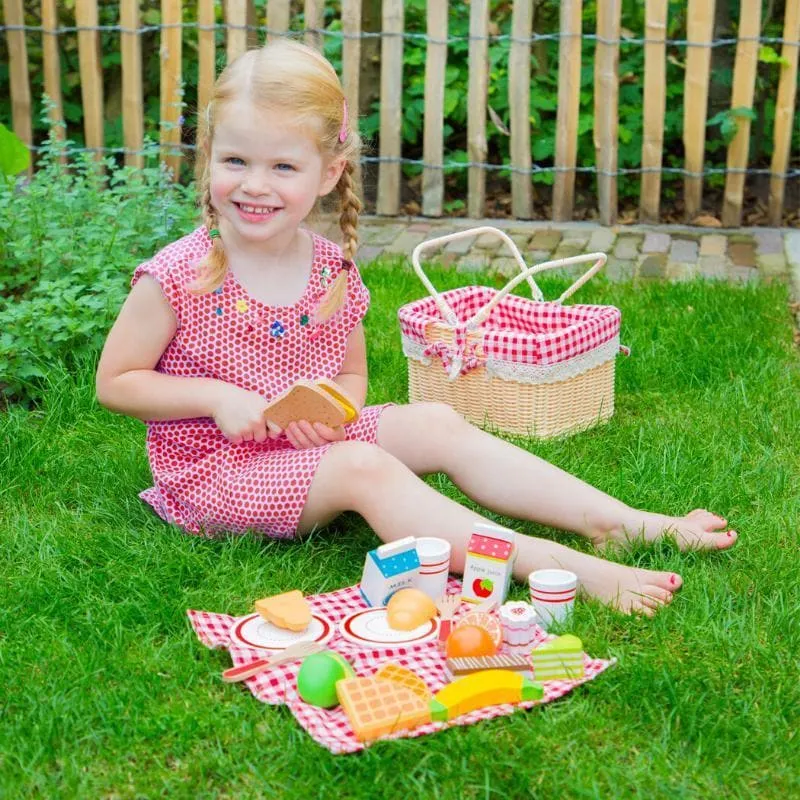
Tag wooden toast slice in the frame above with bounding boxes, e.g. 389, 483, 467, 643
264, 380, 349, 429
254, 590, 312, 632
314, 378, 359, 423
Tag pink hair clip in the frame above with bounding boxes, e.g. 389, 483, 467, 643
338, 99, 348, 144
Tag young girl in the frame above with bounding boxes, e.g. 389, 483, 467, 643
96, 39, 736, 617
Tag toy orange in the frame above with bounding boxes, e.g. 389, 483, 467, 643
455, 611, 502, 649
445, 624, 498, 658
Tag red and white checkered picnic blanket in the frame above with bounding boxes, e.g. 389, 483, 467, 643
398, 286, 620, 368
188, 580, 615, 754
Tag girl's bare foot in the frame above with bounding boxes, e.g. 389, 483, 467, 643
577, 560, 682, 616
515, 540, 683, 617
592, 508, 738, 552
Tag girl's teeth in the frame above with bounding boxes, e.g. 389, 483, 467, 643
240, 205, 274, 214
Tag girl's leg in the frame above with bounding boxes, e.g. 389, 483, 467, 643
375, 403, 737, 552
298, 440, 681, 615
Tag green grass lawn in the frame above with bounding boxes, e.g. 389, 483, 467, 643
2, 262, 799, 799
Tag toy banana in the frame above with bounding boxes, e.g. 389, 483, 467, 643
430, 669, 543, 722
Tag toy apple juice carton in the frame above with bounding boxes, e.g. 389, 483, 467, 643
461, 522, 516, 605
359, 536, 420, 607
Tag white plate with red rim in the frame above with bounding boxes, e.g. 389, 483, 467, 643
339, 608, 439, 647
230, 612, 335, 651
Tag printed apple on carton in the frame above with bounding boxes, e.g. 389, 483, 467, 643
462, 522, 516, 605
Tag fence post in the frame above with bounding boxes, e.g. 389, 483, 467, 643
75, 0, 104, 165
304, 0, 324, 50
41, 0, 66, 154
552, 0, 582, 222
3, 0, 32, 174
721, 2, 761, 228
509, 0, 533, 219
342, 0, 363, 194
594, 0, 621, 226
120, 0, 144, 169
160, 0, 183, 179
267, 0, 290, 41
639, 0, 667, 223
376, 0, 404, 215
422, 0, 448, 217
226, 0, 248, 62
768, 0, 800, 226
467, 0, 489, 219
198, 0, 216, 114
683, 0, 714, 221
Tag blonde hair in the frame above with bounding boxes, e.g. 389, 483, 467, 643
193, 39, 362, 305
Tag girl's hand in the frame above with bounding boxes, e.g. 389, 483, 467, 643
283, 420, 346, 450
211, 385, 274, 444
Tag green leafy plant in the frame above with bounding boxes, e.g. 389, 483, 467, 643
707, 107, 759, 146
0, 120, 196, 403
0, 123, 31, 179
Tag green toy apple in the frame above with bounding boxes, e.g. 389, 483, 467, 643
296, 651, 354, 708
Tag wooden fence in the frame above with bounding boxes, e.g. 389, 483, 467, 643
2, 0, 799, 226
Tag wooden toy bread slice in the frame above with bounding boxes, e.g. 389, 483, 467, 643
337, 677, 431, 742
264, 380, 347, 429
315, 378, 360, 423
254, 590, 312, 632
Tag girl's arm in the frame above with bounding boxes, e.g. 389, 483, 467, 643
96, 275, 235, 422
332, 322, 368, 409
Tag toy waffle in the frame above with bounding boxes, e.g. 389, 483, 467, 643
374, 663, 431, 700
398, 226, 621, 439
336, 676, 432, 742
264, 378, 359, 429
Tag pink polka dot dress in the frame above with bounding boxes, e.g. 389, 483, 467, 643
131, 226, 388, 539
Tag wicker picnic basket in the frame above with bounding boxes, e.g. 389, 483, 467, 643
397, 226, 622, 439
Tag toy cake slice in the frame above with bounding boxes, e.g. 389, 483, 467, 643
530, 634, 585, 681
264, 380, 349, 429
254, 590, 311, 632
336, 677, 431, 742
374, 663, 431, 700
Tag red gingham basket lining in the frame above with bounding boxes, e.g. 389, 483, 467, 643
398, 287, 621, 366
188, 580, 614, 754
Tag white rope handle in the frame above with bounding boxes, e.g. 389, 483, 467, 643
465, 252, 608, 329
410, 226, 545, 325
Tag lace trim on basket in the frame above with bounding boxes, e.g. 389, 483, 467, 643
402, 334, 621, 385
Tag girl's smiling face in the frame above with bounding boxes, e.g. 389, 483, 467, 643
209, 100, 344, 252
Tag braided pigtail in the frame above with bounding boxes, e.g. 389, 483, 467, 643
311, 164, 361, 325
190, 154, 228, 294
337, 161, 361, 262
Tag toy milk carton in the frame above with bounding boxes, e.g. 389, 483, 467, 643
359, 537, 420, 607
461, 522, 516, 605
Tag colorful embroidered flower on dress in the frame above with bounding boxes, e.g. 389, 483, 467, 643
236, 299, 248, 313
215, 307, 223, 316
299, 314, 309, 327
213, 286, 223, 295
320, 266, 331, 287
270, 320, 286, 338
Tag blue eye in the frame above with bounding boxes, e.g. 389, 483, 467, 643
225, 157, 245, 166
275, 163, 295, 172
